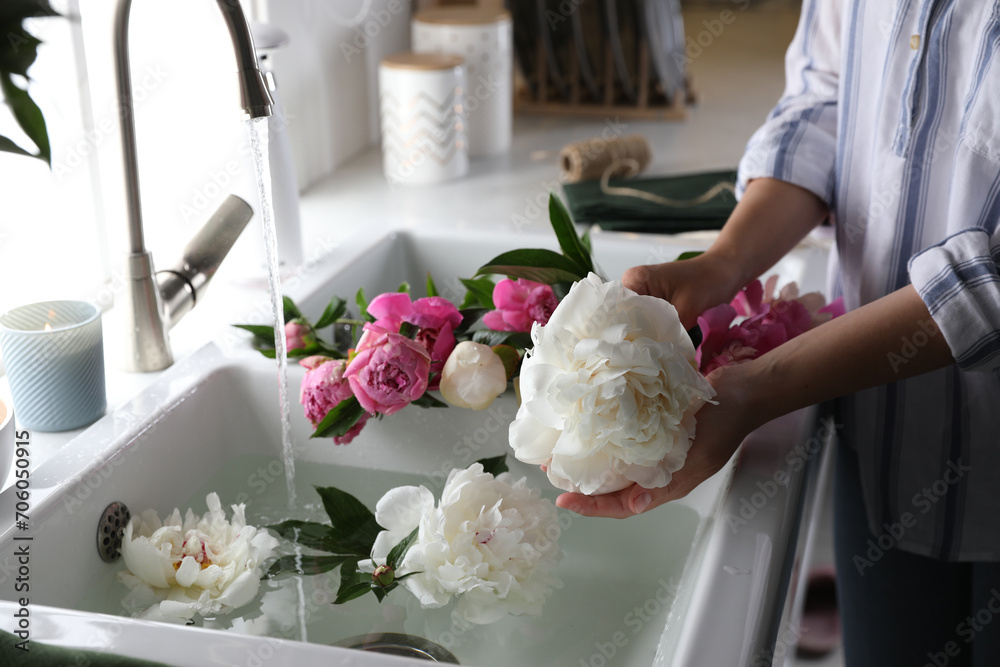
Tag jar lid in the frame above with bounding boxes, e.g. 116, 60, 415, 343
413, 6, 511, 25
381, 52, 465, 71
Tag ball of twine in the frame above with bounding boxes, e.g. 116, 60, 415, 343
560, 135, 652, 183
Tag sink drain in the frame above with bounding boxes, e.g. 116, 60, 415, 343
97, 501, 131, 563
333, 633, 459, 663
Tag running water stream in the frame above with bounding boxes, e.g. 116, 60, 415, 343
245, 117, 307, 641
245, 117, 297, 510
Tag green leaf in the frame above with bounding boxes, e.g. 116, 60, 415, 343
314, 297, 347, 329
356, 288, 373, 323
334, 577, 373, 604
0, 28, 40, 77
261, 345, 343, 360
265, 554, 348, 579
314, 485, 381, 548
460, 277, 496, 310
551, 281, 573, 302
459, 290, 479, 309
398, 321, 417, 339
0, 134, 34, 158
397, 281, 410, 293
0, 71, 49, 164
454, 308, 487, 337
477, 454, 508, 477
411, 393, 448, 408
0, 1, 59, 22
676, 251, 705, 261
311, 396, 367, 439
477, 249, 588, 284
549, 194, 593, 273
473, 330, 533, 349
687, 325, 703, 349
386, 527, 419, 570
426, 273, 439, 298
266, 520, 367, 555
232, 323, 279, 351
282, 296, 303, 323
371, 582, 389, 603
233, 323, 276, 340
491, 344, 520, 380
339, 559, 359, 587
581, 229, 593, 254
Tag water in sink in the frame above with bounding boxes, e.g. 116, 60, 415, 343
76, 452, 700, 667
0, 226, 820, 665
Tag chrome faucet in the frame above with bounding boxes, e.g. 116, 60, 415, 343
113, 0, 274, 372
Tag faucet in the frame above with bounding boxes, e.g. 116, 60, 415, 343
113, 0, 274, 372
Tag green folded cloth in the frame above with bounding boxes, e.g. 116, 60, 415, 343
562, 169, 738, 233
1, 630, 176, 667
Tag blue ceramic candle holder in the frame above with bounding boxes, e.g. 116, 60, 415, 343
0, 300, 107, 432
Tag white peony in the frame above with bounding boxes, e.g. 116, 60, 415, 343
117, 492, 279, 623
509, 273, 715, 496
439, 341, 509, 410
368, 463, 562, 625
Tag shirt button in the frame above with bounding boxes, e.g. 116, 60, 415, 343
910, 34, 920, 50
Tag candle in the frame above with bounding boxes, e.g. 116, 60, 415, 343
0, 300, 106, 432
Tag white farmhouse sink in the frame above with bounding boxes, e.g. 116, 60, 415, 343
0, 227, 833, 666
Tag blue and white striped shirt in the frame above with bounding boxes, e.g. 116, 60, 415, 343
738, 0, 1000, 560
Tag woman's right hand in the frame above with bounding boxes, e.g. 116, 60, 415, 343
622, 252, 744, 329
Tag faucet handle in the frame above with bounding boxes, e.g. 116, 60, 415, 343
157, 195, 253, 328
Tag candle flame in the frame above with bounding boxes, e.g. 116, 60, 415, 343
44, 323, 52, 332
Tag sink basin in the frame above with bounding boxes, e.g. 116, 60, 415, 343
0, 226, 833, 666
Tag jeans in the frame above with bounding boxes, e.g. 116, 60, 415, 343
834, 444, 1000, 667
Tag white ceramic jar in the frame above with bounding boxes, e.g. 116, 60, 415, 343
412, 7, 513, 157
379, 52, 469, 186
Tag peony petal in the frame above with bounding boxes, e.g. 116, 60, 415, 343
121, 530, 174, 589
174, 556, 201, 588
213, 569, 260, 609
375, 485, 434, 536
508, 408, 559, 464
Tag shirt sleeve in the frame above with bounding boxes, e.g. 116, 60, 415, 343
908, 227, 1000, 372
736, 0, 843, 205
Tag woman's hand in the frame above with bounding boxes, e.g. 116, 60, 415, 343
622, 253, 743, 329
555, 363, 761, 518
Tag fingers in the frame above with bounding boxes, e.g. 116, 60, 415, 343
556, 483, 681, 519
622, 265, 653, 296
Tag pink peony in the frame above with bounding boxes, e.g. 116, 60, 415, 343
299, 355, 369, 444
367, 293, 462, 389
285, 319, 315, 351
482, 279, 558, 332
697, 278, 845, 374
345, 325, 431, 416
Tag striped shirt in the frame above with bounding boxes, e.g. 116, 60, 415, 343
737, 0, 1000, 560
